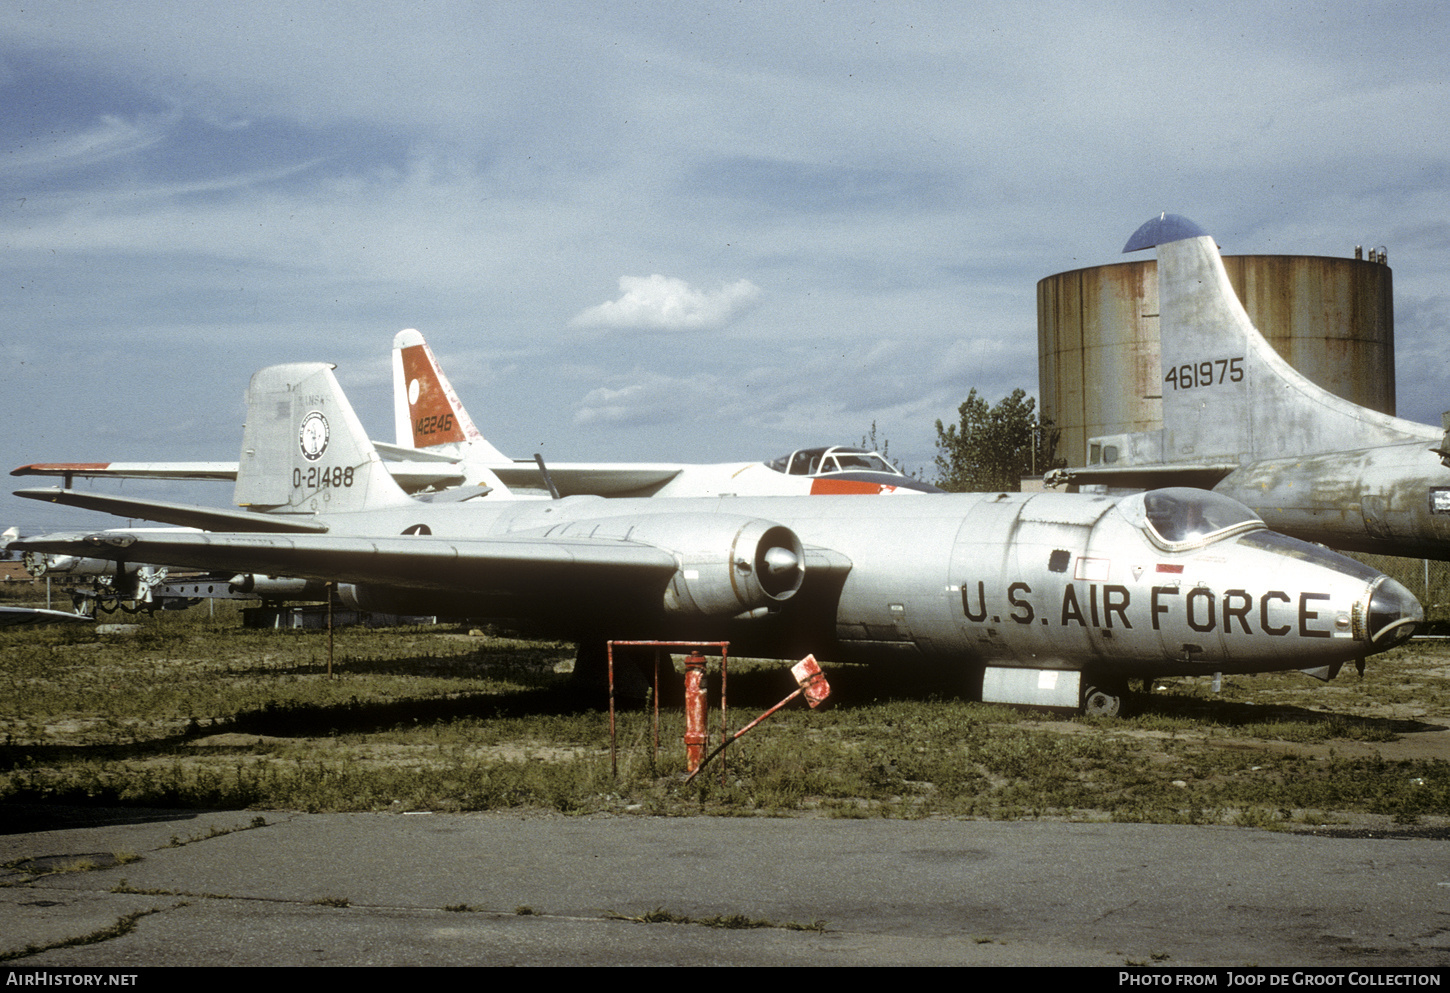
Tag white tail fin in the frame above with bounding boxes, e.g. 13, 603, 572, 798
391, 329, 510, 462
235, 363, 413, 514
1126, 214, 1435, 463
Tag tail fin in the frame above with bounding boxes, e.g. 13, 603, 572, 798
235, 363, 413, 515
391, 329, 510, 461
1125, 214, 1435, 463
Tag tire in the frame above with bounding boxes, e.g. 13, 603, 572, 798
1081, 682, 1125, 717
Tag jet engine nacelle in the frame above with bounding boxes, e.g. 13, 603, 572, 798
535, 513, 805, 618
332, 514, 806, 621
24, 552, 154, 580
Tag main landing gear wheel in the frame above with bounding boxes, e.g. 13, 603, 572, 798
1081, 680, 1128, 718
571, 641, 654, 704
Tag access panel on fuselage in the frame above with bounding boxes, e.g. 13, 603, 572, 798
818, 510, 967, 661
948, 493, 1125, 668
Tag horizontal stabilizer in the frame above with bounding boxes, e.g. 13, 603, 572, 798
383, 463, 468, 490
372, 442, 467, 465
1045, 464, 1239, 491
13, 488, 330, 534
11, 458, 467, 495
12, 462, 239, 480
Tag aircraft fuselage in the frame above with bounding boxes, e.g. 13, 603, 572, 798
1213, 441, 1450, 558
288, 487, 1416, 682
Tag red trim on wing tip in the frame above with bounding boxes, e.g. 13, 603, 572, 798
11, 463, 113, 476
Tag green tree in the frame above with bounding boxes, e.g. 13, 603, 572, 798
859, 420, 919, 478
933, 388, 1063, 492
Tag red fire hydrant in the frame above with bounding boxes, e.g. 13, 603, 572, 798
683, 650, 709, 773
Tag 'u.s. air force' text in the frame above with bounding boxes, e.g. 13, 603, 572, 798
961, 582, 1339, 637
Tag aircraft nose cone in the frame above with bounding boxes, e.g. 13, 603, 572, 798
1367, 577, 1422, 646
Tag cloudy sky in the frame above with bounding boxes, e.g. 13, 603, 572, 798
4, 1, 1450, 532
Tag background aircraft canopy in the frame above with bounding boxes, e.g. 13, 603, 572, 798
766, 446, 900, 476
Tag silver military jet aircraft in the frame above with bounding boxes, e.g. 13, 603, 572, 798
1048, 213, 1450, 559
15, 362, 1422, 715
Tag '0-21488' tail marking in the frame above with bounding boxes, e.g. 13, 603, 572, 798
293, 466, 356, 490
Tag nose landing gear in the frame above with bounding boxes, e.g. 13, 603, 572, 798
1081, 679, 1128, 718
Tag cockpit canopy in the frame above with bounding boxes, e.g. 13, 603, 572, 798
1119, 487, 1265, 551
765, 446, 902, 477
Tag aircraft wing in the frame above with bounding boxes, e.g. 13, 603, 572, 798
12, 526, 846, 620
14, 488, 331, 534
1044, 464, 1239, 491
12, 530, 683, 596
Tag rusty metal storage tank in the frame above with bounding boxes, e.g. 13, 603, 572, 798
1038, 252, 1395, 468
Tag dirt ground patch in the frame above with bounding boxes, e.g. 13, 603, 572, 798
1022, 710, 1450, 763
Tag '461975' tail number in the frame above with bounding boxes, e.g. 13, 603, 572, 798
293, 466, 355, 490
1165, 357, 1243, 391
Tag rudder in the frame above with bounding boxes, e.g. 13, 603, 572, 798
392, 329, 509, 461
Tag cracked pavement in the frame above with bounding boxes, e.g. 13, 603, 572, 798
1, 808, 1448, 967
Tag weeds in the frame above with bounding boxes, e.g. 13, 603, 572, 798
0, 611, 1445, 826
0, 904, 184, 962
607, 907, 827, 931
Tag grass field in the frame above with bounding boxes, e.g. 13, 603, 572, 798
1, 594, 1447, 829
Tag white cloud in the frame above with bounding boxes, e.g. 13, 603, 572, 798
570, 275, 762, 331
573, 382, 661, 426
573, 371, 735, 426
4, 113, 170, 173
